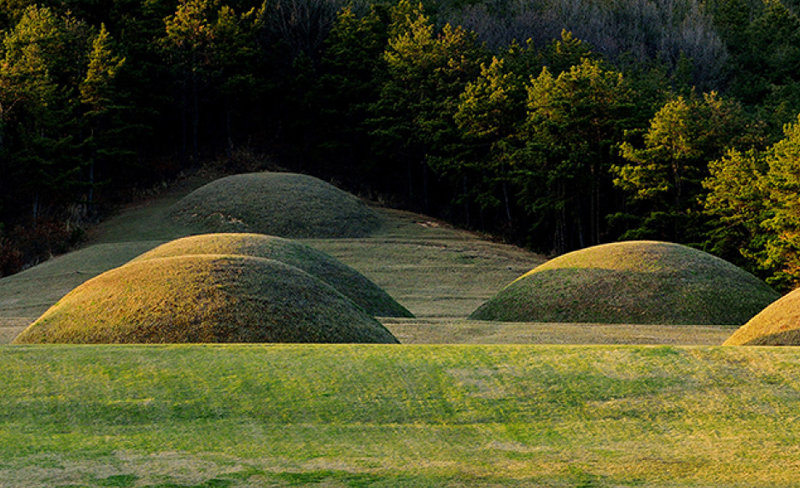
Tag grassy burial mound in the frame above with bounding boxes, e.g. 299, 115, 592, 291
167, 172, 382, 238
724, 288, 800, 345
13, 255, 398, 344
470, 240, 779, 325
131, 233, 413, 317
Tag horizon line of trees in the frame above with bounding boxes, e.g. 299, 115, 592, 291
3, 0, 800, 291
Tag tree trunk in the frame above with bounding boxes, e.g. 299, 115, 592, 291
576, 197, 585, 249
462, 175, 470, 227
88, 159, 95, 210
554, 181, 567, 254
422, 162, 430, 212
32, 192, 39, 225
225, 104, 233, 156
590, 161, 599, 245
502, 180, 512, 224
180, 78, 188, 165
191, 71, 200, 164
407, 158, 414, 204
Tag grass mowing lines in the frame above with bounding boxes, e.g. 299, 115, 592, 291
470, 240, 779, 325
382, 318, 733, 345
4, 345, 800, 486
305, 234, 541, 319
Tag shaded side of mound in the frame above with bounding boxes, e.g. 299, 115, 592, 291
13, 255, 399, 344
168, 172, 382, 238
470, 241, 779, 325
724, 288, 800, 345
130, 233, 413, 317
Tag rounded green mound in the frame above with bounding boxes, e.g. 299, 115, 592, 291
469, 240, 779, 325
724, 288, 800, 345
13, 255, 399, 344
131, 233, 412, 317
168, 172, 382, 238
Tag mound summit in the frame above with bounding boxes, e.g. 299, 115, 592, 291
724, 288, 800, 345
469, 240, 779, 325
13, 255, 399, 344
168, 172, 382, 238
131, 233, 412, 317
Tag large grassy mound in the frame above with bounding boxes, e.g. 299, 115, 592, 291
130, 233, 413, 317
167, 172, 382, 238
724, 288, 800, 345
469, 240, 779, 325
12, 255, 398, 344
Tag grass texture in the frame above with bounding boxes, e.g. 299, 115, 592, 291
168, 172, 382, 238
0, 242, 164, 326
724, 287, 800, 345
131, 233, 413, 317
470, 240, 779, 325
385, 317, 732, 345
13, 255, 398, 344
4, 344, 800, 487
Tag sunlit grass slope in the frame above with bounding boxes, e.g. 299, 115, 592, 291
3, 344, 800, 487
131, 233, 412, 317
0, 241, 163, 328
470, 240, 779, 325
725, 287, 800, 345
168, 172, 382, 238
13, 255, 398, 344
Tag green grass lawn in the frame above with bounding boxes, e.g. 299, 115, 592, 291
3, 344, 800, 487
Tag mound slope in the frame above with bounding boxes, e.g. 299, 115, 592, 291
13, 255, 398, 344
168, 172, 382, 238
131, 233, 412, 317
724, 288, 800, 345
469, 240, 779, 325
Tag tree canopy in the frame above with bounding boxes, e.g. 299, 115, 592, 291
2, 0, 800, 291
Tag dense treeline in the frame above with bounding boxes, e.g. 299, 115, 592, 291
3, 0, 800, 290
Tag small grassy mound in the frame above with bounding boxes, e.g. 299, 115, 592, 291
131, 233, 412, 317
13, 255, 398, 344
724, 288, 800, 345
167, 172, 382, 238
469, 240, 779, 325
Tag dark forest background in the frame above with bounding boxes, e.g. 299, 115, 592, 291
3, 0, 800, 290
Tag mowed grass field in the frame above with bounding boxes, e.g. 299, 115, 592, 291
5, 344, 800, 487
